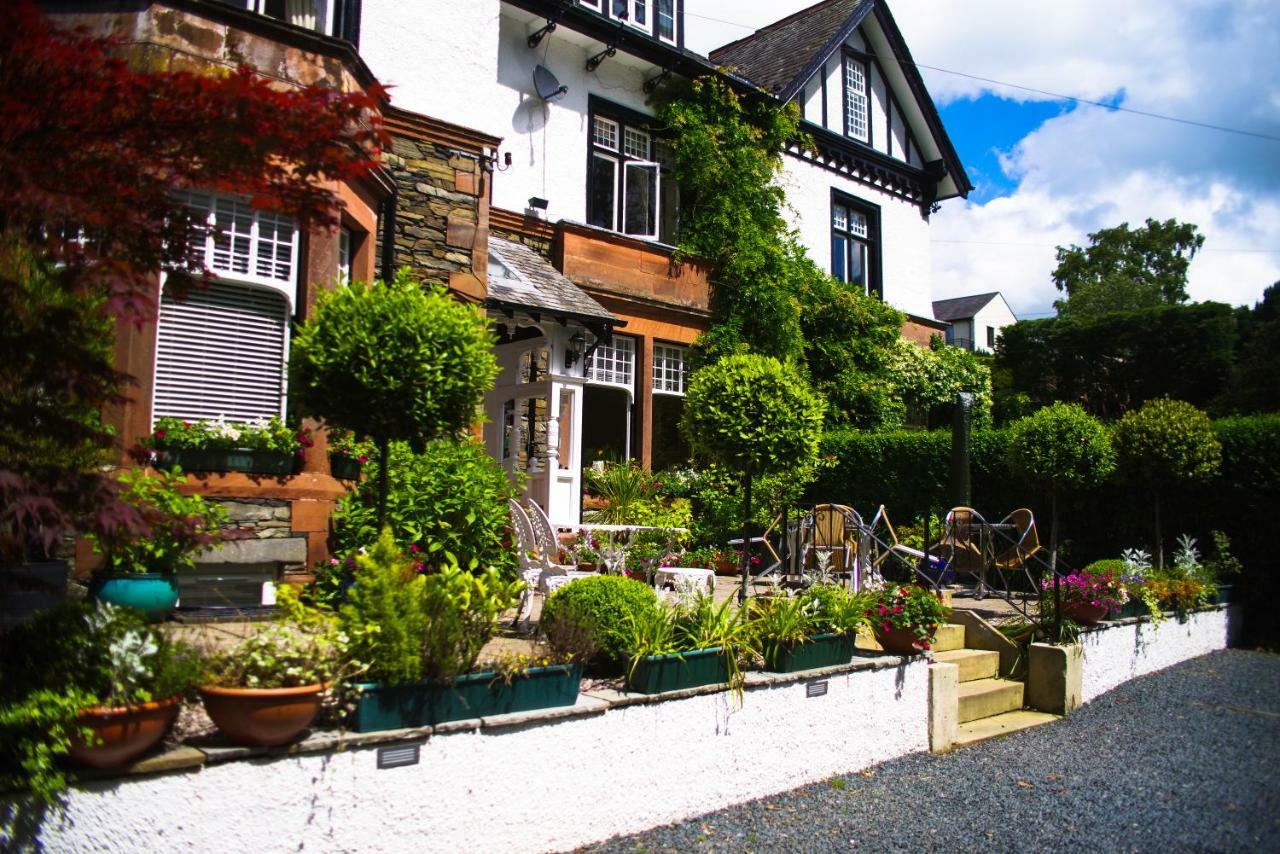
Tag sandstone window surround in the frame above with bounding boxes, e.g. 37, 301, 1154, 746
151, 191, 298, 424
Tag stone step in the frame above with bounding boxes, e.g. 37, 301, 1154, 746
954, 710, 1062, 748
958, 677, 1025, 723
932, 648, 999, 682
932, 623, 966, 653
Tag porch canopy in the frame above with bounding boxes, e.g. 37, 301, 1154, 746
484, 237, 622, 525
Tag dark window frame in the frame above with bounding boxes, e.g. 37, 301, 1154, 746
830, 189, 882, 298
586, 96, 677, 243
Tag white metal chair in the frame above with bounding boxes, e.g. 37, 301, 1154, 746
509, 500, 593, 632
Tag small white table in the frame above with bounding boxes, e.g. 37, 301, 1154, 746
654, 566, 716, 595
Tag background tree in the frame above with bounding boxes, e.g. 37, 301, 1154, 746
1007, 403, 1115, 575
1232, 283, 1280, 413
681, 354, 824, 600
289, 273, 499, 530
1052, 218, 1204, 317
0, 3, 386, 560
1113, 398, 1222, 568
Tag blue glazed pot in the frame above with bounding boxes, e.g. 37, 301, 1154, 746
88, 573, 179, 622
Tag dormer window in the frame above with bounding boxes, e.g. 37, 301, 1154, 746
613, 0, 647, 30
843, 54, 870, 143
583, 0, 680, 45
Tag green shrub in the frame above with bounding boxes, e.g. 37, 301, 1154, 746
339, 530, 428, 686
540, 575, 659, 665
290, 271, 499, 528
333, 438, 518, 577
418, 562, 521, 681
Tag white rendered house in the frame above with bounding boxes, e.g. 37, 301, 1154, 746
933, 291, 1019, 353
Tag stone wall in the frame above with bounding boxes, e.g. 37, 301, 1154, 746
216, 499, 292, 540
379, 135, 486, 299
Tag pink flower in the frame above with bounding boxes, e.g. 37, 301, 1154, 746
409, 543, 420, 554
877, 605, 889, 616
882, 621, 892, 633
357, 455, 369, 463
154, 429, 167, 441
893, 605, 903, 615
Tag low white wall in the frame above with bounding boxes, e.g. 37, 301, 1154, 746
20, 658, 929, 852
1080, 605, 1240, 703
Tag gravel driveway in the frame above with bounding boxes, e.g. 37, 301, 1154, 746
585, 649, 1280, 853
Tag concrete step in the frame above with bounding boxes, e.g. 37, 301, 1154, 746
932, 648, 999, 682
954, 710, 1062, 747
932, 623, 966, 653
958, 677, 1025, 723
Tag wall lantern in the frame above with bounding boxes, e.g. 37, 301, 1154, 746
564, 331, 587, 371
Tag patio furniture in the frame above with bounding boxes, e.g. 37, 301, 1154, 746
508, 500, 593, 632
653, 566, 716, 595
940, 506, 992, 598
993, 508, 1041, 572
727, 512, 785, 591
798, 504, 864, 587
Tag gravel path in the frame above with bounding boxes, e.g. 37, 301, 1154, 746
585, 649, 1280, 853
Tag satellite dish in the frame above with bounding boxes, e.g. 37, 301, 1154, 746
533, 64, 568, 102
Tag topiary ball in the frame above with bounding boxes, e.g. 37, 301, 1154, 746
541, 575, 659, 666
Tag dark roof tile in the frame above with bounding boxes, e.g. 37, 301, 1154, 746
487, 237, 616, 322
932, 292, 1000, 322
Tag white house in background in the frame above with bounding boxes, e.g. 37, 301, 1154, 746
932, 292, 1018, 353
358, 0, 971, 523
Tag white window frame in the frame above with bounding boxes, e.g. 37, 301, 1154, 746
652, 343, 689, 396
179, 189, 299, 308
844, 54, 870, 143
612, 0, 648, 31
622, 160, 660, 241
656, 0, 676, 43
585, 335, 635, 390
338, 227, 352, 284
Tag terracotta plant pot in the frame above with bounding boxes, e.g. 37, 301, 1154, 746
714, 560, 740, 576
875, 625, 926, 655
1064, 601, 1109, 626
200, 684, 325, 747
66, 697, 180, 769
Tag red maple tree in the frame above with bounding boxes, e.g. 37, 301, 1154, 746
0, 2, 388, 559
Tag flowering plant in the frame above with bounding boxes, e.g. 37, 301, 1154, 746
865, 583, 948, 650
204, 588, 349, 689
86, 468, 226, 575
146, 415, 309, 456
328, 427, 375, 463
1042, 565, 1129, 614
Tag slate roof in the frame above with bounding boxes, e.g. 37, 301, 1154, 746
932, 292, 1000, 322
709, 0, 872, 98
486, 237, 616, 323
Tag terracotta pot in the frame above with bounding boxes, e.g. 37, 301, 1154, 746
714, 560, 740, 576
200, 684, 324, 747
1064, 601, 1109, 626
875, 625, 925, 655
66, 697, 179, 769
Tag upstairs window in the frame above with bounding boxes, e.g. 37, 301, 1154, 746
216, 0, 362, 43
613, 0, 647, 29
831, 197, 880, 297
843, 55, 869, 143
652, 343, 689, 395
179, 190, 299, 292
657, 0, 675, 42
588, 106, 676, 243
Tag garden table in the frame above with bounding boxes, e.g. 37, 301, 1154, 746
551, 521, 689, 581
654, 566, 716, 595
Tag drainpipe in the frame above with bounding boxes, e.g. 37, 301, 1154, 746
379, 183, 398, 282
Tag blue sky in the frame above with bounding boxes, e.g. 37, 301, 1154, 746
688, 0, 1280, 317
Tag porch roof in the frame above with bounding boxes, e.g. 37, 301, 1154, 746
487, 237, 618, 326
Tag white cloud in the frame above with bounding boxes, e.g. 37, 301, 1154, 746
689, 0, 1280, 314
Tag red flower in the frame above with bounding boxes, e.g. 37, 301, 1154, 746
409, 543, 420, 554
882, 621, 891, 633
154, 428, 167, 441
877, 605, 888, 616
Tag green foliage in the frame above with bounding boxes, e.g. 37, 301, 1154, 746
1007, 403, 1115, 494
583, 461, 661, 525
540, 575, 660, 666
204, 587, 349, 689
1113, 399, 1222, 487
0, 602, 204, 800
995, 302, 1236, 421
658, 464, 814, 548
682, 354, 824, 478
1232, 284, 1280, 413
418, 563, 522, 681
333, 438, 518, 576
145, 416, 303, 453
887, 338, 993, 427
86, 468, 227, 574
747, 585, 870, 669
1052, 218, 1204, 317
618, 592, 750, 696
290, 271, 498, 449
339, 530, 428, 686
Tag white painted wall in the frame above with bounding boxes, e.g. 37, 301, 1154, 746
362, 1, 663, 227
969, 295, 1018, 353
781, 154, 933, 318
21, 660, 931, 852
1080, 606, 1240, 703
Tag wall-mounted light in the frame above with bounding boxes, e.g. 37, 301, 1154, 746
564, 330, 587, 371
528, 197, 549, 210
483, 149, 513, 173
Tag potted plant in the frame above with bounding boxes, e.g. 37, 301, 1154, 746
339, 532, 578, 732
570, 532, 602, 573
145, 416, 309, 476
750, 584, 871, 673
620, 592, 749, 695
1039, 564, 1128, 626
539, 575, 661, 675
0, 601, 203, 800
327, 427, 373, 481
199, 587, 347, 747
866, 584, 949, 654
85, 468, 226, 621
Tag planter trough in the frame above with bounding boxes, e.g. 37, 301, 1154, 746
625, 647, 729, 694
329, 454, 363, 481
765, 632, 857, 673
155, 448, 297, 476
352, 664, 581, 733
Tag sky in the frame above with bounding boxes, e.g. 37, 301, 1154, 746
685, 0, 1280, 318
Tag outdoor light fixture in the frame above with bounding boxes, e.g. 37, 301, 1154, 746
564, 331, 587, 371
528, 197, 549, 210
